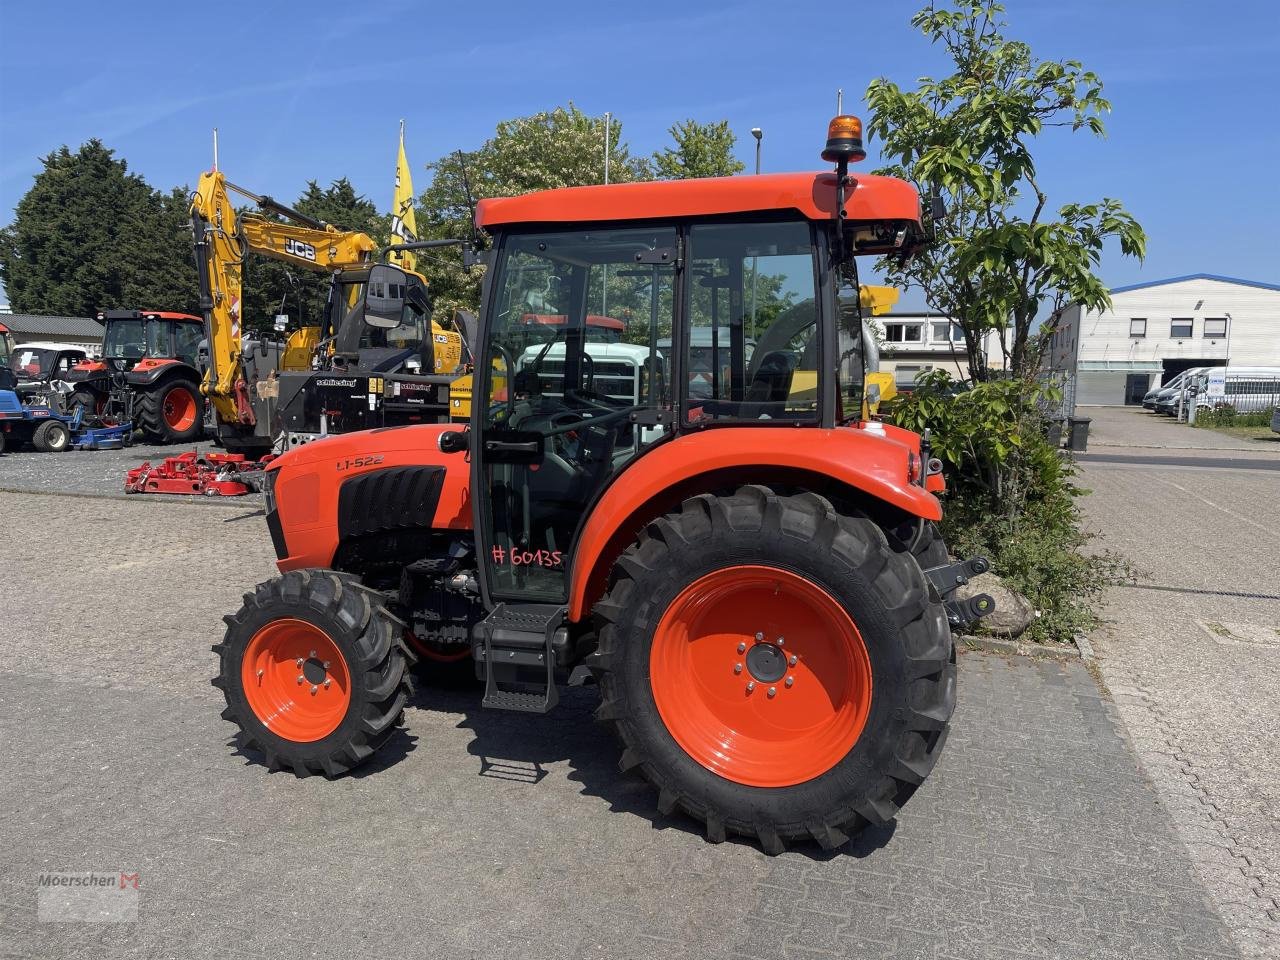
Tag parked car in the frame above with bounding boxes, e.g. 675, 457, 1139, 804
1151, 367, 1209, 415
1185, 366, 1280, 415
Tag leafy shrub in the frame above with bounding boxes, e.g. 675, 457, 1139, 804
884, 370, 1130, 643
1193, 404, 1275, 428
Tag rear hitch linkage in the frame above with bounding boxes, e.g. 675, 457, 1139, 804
923, 556, 996, 629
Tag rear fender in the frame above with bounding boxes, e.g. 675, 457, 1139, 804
566, 425, 941, 621
125, 359, 197, 387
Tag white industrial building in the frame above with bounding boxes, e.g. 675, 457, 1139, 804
873, 313, 1006, 388
1044, 274, 1280, 408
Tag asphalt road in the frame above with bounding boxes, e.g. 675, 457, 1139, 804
0, 432, 1247, 960
1077, 406, 1280, 959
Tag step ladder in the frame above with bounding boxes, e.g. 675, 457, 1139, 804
474, 603, 565, 713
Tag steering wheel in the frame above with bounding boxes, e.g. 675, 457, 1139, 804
543, 404, 636, 439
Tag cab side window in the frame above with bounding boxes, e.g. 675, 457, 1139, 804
683, 221, 819, 423
174, 322, 204, 365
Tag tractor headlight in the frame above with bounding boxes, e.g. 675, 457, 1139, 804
261, 466, 278, 515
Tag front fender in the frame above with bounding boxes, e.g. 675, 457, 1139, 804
566, 425, 941, 621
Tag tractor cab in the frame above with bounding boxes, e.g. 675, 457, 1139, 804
0, 324, 14, 392
462, 144, 927, 606
93, 310, 204, 370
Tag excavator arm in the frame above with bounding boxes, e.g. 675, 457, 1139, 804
190, 170, 384, 428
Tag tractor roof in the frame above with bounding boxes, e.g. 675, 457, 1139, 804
475, 172, 921, 230
98, 310, 203, 324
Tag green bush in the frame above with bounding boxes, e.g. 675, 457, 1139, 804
1193, 404, 1275, 428
884, 370, 1130, 643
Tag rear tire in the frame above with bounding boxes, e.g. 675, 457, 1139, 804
32, 419, 70, 452
69, 388, 105, 419
137, 379, 203, 444
590, 485, 954, 854
213, 569, 414, 777
892, 519, 949, 570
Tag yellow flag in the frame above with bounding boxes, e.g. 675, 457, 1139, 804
390, 120, 418, 273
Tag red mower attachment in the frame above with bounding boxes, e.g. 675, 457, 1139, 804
125, 450, 275, 497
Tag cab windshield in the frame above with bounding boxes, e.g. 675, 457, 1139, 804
104, 319, 168, 359
10, 347, 59, 379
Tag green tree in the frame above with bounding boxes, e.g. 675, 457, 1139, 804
865, 1, 1145, 381
0, 140, 198, 316
651, 119, 745, 180
240, 178, 388, 333
417, 104, 649, 317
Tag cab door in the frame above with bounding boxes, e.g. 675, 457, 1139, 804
474, 225, 678, 604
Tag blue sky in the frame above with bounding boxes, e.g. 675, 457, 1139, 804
1, 0, 1277, 309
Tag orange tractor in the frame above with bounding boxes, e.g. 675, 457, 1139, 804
65, 310, 206, 444
213, 115, 993, 853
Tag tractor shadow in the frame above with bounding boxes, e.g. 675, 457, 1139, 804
408, 675, 897, 860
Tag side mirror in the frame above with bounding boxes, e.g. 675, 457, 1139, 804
273, 314, 289, 333
438, 429, 469, 454
866, 383, 882, 406
364, 263, 409, 329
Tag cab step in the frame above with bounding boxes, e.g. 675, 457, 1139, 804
474, 603, 565, 713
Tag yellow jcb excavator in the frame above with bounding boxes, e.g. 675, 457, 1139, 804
190, 169, 465, 455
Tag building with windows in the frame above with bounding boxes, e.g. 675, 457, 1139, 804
1043, 274, 1280, 408
873, 313, 1006, 388
0, 313, 104, 354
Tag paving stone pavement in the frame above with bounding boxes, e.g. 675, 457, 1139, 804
1077, 407, 1280, 960
0, 490, 1244, 959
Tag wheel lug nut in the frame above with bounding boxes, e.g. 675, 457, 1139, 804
737, 642, 746, 654
746, 681, 755, 692
733, 663, 743, 674
295, 658, 303, 668
767, 686, 777, 698
310, 685, 317, 695
296, 675, 304, 684
775, 637, 785, 647
324, 679, 331, 689
256, 669, 264, 678
785, 676, 794, 687
788, 655, 798, 666
309, 650, 316, 658
322, 661, 330, 669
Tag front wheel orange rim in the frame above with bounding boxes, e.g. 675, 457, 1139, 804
163, 387, 197, 431
650, 565, 873, 788
241, 619, 352, 742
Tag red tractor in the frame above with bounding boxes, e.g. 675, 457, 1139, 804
213, 115, 993, 853
66, 310, 206, 444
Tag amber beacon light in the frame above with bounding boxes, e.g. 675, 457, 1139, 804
822, 115, 866, 164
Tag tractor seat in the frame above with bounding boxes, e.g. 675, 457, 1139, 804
745, 350, 796, 403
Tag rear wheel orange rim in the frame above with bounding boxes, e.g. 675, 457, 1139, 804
241, 619, 352, 742
650, 565, 872, 788
406, 629, 472, 664
163, 387, 197, 431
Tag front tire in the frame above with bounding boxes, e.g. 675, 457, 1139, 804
32, 419, 70, 452
590, 486, 954, 854
213, 570, 413, 777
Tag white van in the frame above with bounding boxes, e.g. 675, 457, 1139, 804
1188, 366, 1280, 414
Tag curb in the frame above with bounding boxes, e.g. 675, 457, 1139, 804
958, 634, 1083, 661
